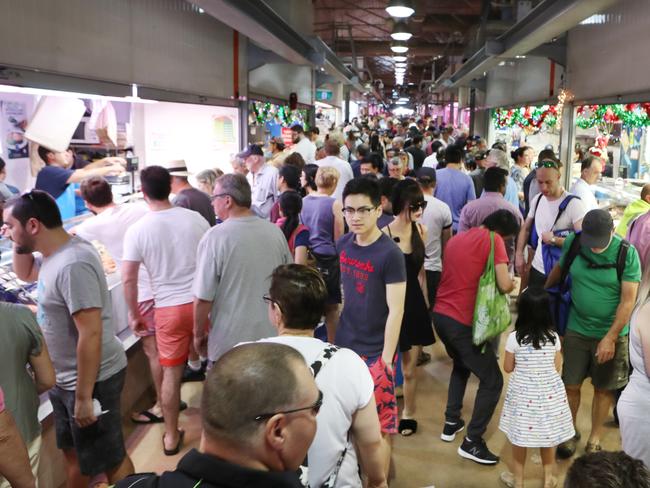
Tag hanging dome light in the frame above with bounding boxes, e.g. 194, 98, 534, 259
392, 55, 407, 62
386, 0, 415, 19
390, 41, 409, 54
395, 68, 406, 74
391, 21, 412, 41
395, 62, 407, 68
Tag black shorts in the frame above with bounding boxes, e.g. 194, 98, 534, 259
49, 368, 127, 477
313, 252, 342, 304
425, 270, 441, 309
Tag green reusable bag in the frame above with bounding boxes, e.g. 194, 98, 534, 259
472, 232, 511, 347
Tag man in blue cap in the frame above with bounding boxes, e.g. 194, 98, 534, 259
238, 144, 278, 220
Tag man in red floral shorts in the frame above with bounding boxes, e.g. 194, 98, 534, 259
335, 177, 406, 477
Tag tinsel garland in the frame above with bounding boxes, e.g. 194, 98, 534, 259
576, 104, 650, 129
492, 105, 559, 132
250, 101, 310, 129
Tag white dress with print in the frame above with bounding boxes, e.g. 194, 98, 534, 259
499, 331, 575, 447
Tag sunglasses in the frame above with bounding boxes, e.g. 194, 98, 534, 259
537, 160, 560, 169
409, 201, 428, 212
254, 390, 323, 421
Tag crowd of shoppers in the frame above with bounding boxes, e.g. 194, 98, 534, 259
1, 114, 649, 488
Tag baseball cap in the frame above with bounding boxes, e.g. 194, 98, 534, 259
236, 144, 264, 159
475, 150, 488, 160
415, 167, 436, 182
581, 209, 614, 249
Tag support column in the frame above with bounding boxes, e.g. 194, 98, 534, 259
558, 102, 576, 189
469, 88, 476, 136
344, 86, 351, 123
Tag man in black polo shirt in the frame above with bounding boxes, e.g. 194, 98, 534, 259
115, 342, 320, 488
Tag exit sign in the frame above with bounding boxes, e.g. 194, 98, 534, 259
316, 89, 333, 101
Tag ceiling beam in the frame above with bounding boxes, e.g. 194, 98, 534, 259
333, 41, 464, 57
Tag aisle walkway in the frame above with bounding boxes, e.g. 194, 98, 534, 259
124, 332, 623, 487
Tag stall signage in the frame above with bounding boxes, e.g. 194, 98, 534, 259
316, 89, 333, 101
281, 127, 294, 148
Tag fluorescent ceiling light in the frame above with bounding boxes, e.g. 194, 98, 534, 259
391, 41, 409, 54
396, 100, 407, 105
391, 21, 412, 41
386, 0, 415, 19
393, 55, 407, 62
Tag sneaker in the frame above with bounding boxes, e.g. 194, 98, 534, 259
458, 437, 500, 465
181, 364, 206, 383
441, 419, 465, 442
556, 435, 578, 459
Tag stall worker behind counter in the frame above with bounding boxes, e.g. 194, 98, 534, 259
35, 145, 125, 220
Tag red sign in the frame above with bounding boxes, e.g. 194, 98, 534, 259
281, 127, 294, 148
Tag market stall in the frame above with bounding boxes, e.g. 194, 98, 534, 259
247, 99, 312, 146
490, 104, 562, 155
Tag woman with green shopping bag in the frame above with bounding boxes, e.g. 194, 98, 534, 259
433, 209, 520, 466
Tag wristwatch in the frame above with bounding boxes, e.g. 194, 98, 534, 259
551, 236, 557, 245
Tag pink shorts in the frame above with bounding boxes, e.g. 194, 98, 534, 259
136, 299, 156, 337
153, 303, 194, 367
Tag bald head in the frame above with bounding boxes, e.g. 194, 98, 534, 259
642, 183, 650, 203
202, 343, 309, 445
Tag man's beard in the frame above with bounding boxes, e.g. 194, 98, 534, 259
14, 242, 34, 254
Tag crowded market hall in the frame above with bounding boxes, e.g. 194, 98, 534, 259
3, 1, 650, 487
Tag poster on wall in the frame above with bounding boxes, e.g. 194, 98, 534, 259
2, 101, 29, 159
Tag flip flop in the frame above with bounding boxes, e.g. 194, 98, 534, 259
398, 418, 418, 436
131, 401, 188, 424
131, 409, 163, 424
163, 429, 185, 456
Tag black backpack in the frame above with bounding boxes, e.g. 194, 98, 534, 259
560, 233, 630, 284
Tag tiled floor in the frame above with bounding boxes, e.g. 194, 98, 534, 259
124, 333, 623, 488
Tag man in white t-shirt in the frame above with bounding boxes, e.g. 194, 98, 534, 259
289, 124, 316, 164
516, 160, 586, 288
314, 140, 354, 201
259, 264, 387, 488
570, 155, 602, 212
416, 168, 452, 308
73, 177, 166, 424
122, 166, 209, 455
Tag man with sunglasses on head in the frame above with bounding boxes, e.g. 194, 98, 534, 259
335, 177, 407, 479
2, 190, 134, 486
193, 174, 292, 366
122, 166, 210, 456
516, 157, 587, 288
115, 343, 320, 488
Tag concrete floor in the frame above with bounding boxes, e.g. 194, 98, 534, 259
124, 332, 623, 488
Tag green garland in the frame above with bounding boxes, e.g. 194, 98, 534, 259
250, 101, 311, 129
576, 104, 650, 129
492, 105, 558, 132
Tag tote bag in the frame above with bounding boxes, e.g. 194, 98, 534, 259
472, 232, 511, 347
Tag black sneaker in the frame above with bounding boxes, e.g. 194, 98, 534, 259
458, 437, 499, 465
182, 364, 206, 383
440, 419, 465, 442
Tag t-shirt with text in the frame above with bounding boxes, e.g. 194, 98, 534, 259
335, 232, 406, 357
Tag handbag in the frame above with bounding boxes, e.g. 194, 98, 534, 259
472, 232, 511, 347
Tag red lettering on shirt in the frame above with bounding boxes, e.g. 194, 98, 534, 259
340, 250, 375, 273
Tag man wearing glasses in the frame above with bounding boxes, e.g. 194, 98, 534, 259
193, 173, 292, 365
115, 342, 320, 488
516, 157, 586, 288
239, 144, 279, 220
335, 177, 407, 479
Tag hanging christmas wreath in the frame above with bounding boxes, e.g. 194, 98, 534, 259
492, 105, 559, 132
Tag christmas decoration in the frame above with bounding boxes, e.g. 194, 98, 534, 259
250, 100, 311, 129
576, 104, 650, 130
492, 105, 559, 132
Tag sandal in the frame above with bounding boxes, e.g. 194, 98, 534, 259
131, 400, 188, 424
398, 418, 418, 436
163, 429, 185, 456
544, 476, 558, 488
585, 442, 602, 454
499, 471, 515, 488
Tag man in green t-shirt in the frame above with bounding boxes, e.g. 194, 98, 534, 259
546, 209, 641, 459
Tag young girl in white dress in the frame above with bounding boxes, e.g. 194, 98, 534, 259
499, 287, 575, 488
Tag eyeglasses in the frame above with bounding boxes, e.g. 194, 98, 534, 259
342, 206, 378, 217
409, 200, 428, 212
210, 193, 230, 201
262, 294, 282, 312
254, 390, 323, 421
537, 160, 560, 169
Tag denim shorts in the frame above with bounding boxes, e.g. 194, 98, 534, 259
49, 369, 127, 477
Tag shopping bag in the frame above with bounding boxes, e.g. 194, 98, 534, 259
472, 232, 511, 347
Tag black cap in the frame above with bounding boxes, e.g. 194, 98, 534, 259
290, 123, 304, 133
236, 144, 264, 159
581, 209, 614, 249
475, 150, 488, 160
415, 167, 436, 182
